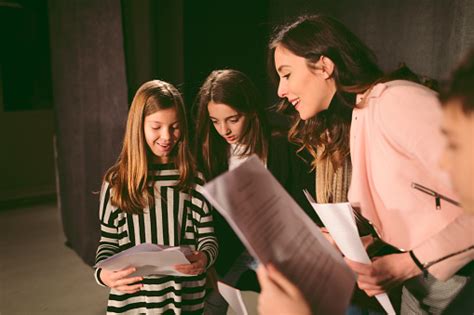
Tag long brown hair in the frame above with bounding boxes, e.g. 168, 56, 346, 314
105, 80, 195, 214
194, 69, 269, 179
268, 15, 383, 168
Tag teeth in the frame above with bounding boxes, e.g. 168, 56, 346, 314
291, 98, 300, 106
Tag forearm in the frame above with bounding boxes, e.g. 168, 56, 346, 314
197, 236, 218, 268
412, 213, 474, 280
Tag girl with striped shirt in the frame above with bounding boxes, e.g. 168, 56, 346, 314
94, 80, 218, 314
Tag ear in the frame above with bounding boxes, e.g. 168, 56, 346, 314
319, 56, 335, 79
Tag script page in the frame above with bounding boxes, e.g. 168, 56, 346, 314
304, 194, 396, 314
202, 155, 355, 315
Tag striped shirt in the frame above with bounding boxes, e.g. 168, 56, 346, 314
94, 163, 218, 314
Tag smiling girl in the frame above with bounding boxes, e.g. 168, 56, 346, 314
94, 80, 218, 314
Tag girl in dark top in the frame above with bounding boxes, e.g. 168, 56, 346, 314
193, 69, 316, 314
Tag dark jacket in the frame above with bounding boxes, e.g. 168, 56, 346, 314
212, 134, 318, 290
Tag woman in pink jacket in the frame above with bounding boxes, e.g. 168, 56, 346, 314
258, 14, 474, 314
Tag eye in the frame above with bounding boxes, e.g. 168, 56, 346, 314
151, 126, 160, 130
211, 120, 218, 125
229, 117, 240, 124
282, 73, 290, 79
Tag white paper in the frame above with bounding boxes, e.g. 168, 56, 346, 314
303, 191, 396, 315
217, 281, 248, 315
201, 155, 355, 315
95, 243, 192, 277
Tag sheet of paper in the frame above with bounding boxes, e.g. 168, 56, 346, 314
217, 281, 248, 315
201, 155, 355, 315
303, 192, 396, 315
95, 245, 191, 277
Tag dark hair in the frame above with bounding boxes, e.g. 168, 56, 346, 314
440, 49, 474, 113
268, 15, 383, 168
105, 80, 195, 214
194, 69, 269, 179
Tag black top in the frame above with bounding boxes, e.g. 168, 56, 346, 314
212, 134, 317, 289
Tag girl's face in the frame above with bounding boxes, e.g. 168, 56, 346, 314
274, 44, 337, 120
144, 107, 181, 163
207, 101, 247, 144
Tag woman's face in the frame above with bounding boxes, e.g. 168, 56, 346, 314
207, 101, 247, 144
274, 44, 337, 120
143, 107, 181, 163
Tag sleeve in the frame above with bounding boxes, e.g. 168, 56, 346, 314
192, 186, 219, 269
375, 83, 472, 279
94, 181, 120, 287
268, 135, 320, 225
287, 143, 321, 225
412, 214, 474, 280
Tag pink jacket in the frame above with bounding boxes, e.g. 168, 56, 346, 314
349, 80, 474, 280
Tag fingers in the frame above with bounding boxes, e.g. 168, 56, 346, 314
174, 260, 205, 275
266, 264, 300, 297
256, 264, 270, 291
116, 282, 143, 294
110, 267, 139, 281
100, 268, 143, 293
344, 258, 373, 275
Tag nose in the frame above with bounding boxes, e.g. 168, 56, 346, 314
161, 128, 171, 141
219, 122, 231, 135
277, 79, 288, 99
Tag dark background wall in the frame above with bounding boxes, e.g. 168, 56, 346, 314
2, 0, 472, 265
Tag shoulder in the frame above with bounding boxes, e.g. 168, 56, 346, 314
363, 80, 441, 128
367, 80, 439, 111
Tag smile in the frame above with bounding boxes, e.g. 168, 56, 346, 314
289, 98, 300, 106
157, 142, 172, 150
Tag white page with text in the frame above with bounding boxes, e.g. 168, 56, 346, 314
201, 155, 355, 315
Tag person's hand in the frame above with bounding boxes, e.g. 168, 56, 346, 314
257, 264, 312, 315
174, 251, 208, 275
345, 252, 422, 296
100, 267, 143, 293
320, 227, 340, 252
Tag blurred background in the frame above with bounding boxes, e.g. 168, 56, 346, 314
0, 0, 473, 313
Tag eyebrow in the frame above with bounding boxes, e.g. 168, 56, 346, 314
209, 114, 240, 121
148, 120, 179, 125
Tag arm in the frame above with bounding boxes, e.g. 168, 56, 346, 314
175, 190, 218, 275
412, 213, 474, 280
377, 86, 472, 279
94, 182, 142, 293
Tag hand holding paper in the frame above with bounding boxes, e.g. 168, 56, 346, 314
174, 251, 208, 275
303, 191, 396, 315
99, 267, 143, 293
345, 252, 421, 296
201, 156, 355, 315
95, 243, 192, 277
256, 264, 312, 315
